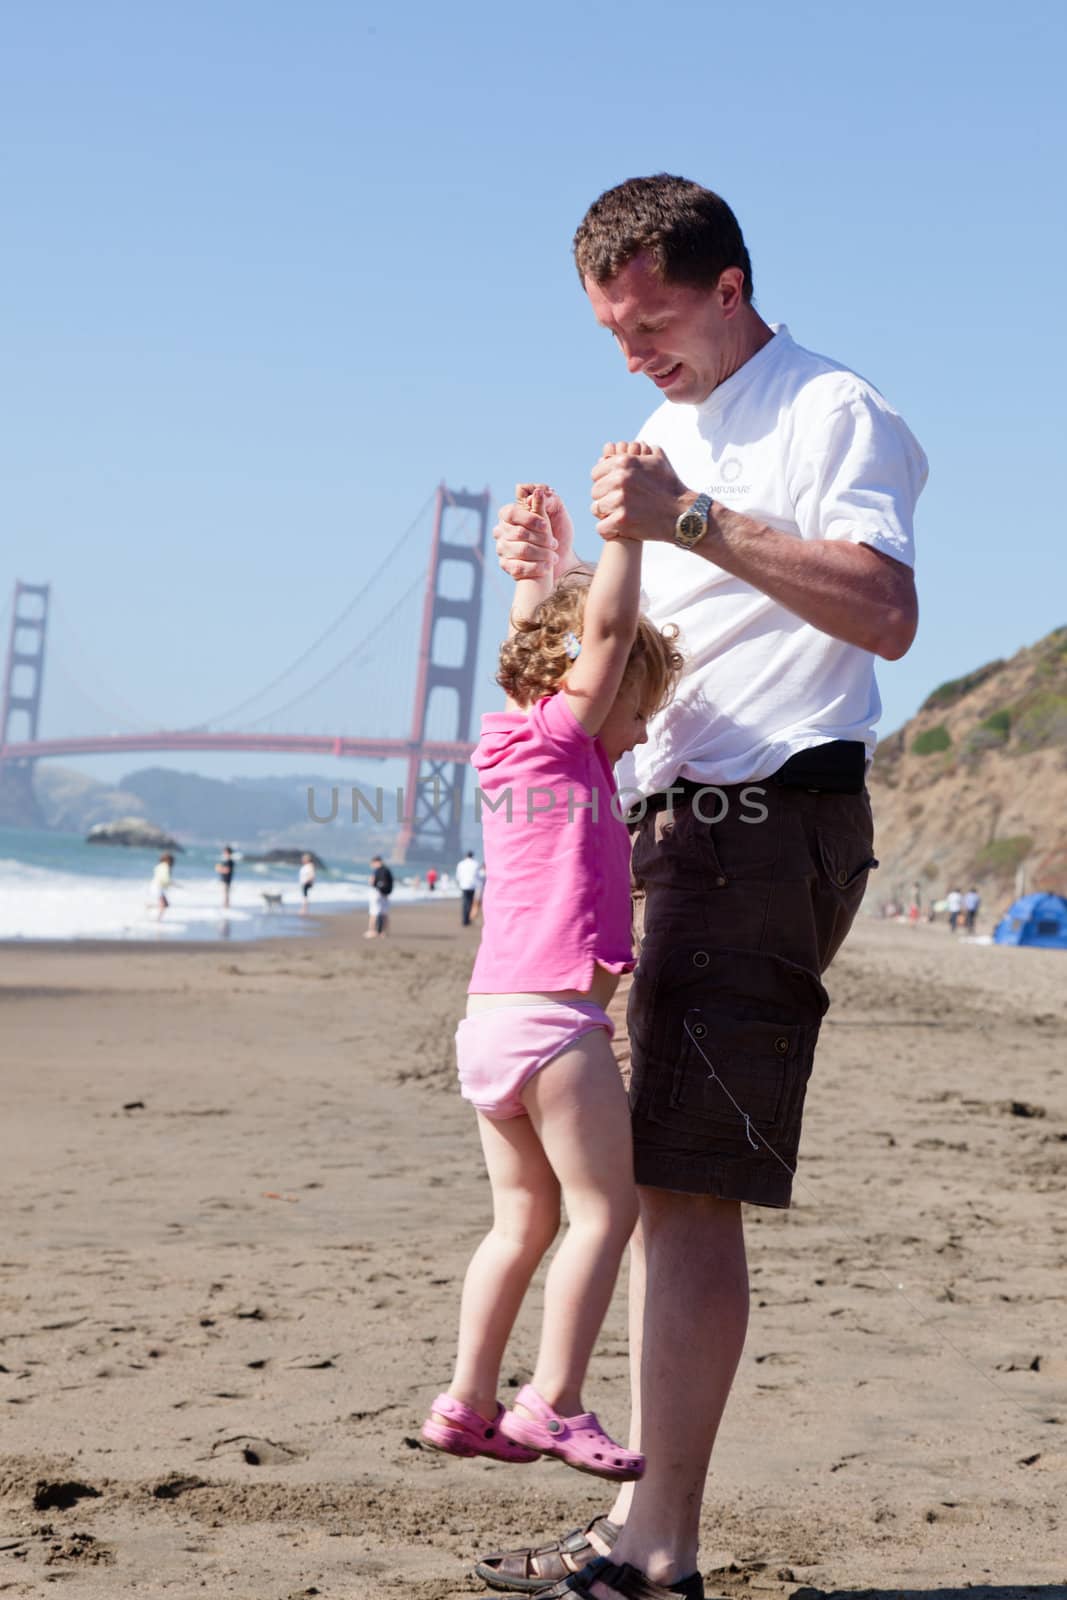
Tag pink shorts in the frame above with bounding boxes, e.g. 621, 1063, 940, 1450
456, 1001, 615, 1120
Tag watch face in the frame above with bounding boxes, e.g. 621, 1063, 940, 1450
677, 510, 704, 544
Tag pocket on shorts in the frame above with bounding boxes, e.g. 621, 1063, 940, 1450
629, 943, 828, 1150
816, 825, 878, 894
630, 803, 727, 892
671, 1008, 804, 1132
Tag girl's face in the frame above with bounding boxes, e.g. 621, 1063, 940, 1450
599, 678, 650, 763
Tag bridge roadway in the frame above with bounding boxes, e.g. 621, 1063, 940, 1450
0, 733, 475, 763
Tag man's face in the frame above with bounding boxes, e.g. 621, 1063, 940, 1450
584, 252, 739, 406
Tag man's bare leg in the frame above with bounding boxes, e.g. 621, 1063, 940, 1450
591, 1189, 750, 1592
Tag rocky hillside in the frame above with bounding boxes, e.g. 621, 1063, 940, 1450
869, 625, 1067, 907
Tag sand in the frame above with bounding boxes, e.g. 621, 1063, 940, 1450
1, 905, 1064, 1599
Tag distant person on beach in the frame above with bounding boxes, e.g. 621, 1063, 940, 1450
455, 851, 479, 925
366, 854, 393, 938
475, 174, 925, 1600
215, 845, 235, 909
151, 852, 176, 922
963, 885, 981, 934
420, 484, 682, 1491
471, 859, 487, 922
298, 853, 316, 915
426, 867, 438, 893
946, 886, 963, 933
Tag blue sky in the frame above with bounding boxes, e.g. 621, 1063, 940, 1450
4, 0, 1066, 790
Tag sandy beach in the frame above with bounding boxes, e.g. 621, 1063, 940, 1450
1, 905, 1064, 1599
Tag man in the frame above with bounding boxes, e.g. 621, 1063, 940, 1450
455, 850, 479, 926
946, 886, 963, 933
472, 176, 926, 1600
215, 844, 235, 910
963, 885, 981, 935
365, 854, 392, 938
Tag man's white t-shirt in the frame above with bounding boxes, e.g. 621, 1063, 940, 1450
616, 325, 928, 798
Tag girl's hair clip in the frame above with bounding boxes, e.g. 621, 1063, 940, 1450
563, 631, 582, 660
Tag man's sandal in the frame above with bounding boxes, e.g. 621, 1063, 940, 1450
420, 1393, 540, 1464
475, 1556, 705, 1600
473, 1515, 620, 1593
500, 1385, 645, 1481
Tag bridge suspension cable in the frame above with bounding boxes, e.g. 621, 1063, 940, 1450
242, 565, 429, 730
240, 505, 480, 731
48, 649, 149, 736
198, 486, 438, 730
51, 597, 156, 732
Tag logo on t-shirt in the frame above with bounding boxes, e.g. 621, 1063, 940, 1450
708, 455, 750, 496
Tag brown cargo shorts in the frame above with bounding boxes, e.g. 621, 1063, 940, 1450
608, 781, 876, 1208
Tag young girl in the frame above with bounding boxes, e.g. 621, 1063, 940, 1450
151, 852, 177, 922
421, 467, 682, 1482
298, 852, 316, 915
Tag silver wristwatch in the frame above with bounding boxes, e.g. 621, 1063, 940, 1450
674, 492, 713, 549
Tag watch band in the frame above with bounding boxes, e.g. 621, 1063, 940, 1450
674, 492, 714, 549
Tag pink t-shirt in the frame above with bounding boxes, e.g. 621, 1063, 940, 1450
468, 693, 635, 993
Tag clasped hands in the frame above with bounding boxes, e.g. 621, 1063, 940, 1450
492, 442, 691, 582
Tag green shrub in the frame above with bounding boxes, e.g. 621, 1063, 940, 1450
962, 707, 1013, 755
911, 723, 952, 756
1027, 627, 1067, 681
1014, 691, 1067, 752
982, 708, 1012, 737
921, 661, 1004, 712
971, 835, 1032, 877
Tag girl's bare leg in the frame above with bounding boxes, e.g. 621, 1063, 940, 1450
520, 1031, 638, 1417
438, 1111, 561, 1426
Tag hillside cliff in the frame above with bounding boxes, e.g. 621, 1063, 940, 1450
869, 626, 1067, 907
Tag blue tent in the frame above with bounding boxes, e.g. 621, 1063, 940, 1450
993, 892, 1067, 949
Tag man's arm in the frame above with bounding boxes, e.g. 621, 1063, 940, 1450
507, 487, 556, 632
693, 498, 916, 660
493, 484, 590, 584
589, 447, 917, 661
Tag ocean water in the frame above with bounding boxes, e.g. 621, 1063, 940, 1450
0, 828, 446, 942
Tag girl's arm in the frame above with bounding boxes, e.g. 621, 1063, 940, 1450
560, 528, 642, 738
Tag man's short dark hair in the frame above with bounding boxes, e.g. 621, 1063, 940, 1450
574, 174, 753, 302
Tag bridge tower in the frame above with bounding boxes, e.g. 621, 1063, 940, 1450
0, 581, 50, 827
396, 485, 489, 864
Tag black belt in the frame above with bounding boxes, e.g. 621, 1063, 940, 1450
635, 740, 867, 821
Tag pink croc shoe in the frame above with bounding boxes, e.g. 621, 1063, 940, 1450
499, 1384, 645, 1482
420, 1393, 541, 1464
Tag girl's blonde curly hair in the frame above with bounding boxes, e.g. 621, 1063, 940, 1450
497, 572, 683, 714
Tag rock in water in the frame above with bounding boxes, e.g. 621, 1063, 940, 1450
85, 817, 183, 851
242, 848, 326, 869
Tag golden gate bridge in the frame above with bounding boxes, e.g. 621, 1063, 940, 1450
0, 485, 490, 861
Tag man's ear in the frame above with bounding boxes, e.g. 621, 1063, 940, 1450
717, 266, 747, 319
